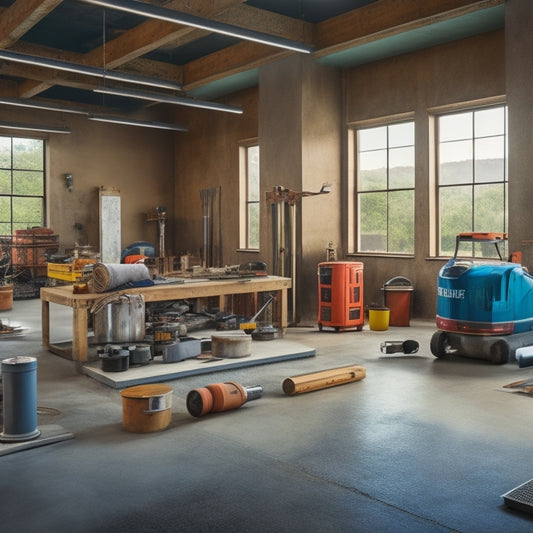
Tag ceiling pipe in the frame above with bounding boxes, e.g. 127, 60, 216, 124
79, 0, 313, 54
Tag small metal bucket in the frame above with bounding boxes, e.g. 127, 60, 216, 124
92, 293, 145, 344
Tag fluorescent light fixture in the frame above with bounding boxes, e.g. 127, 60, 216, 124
0, 50, 181, 91
89, 114, 188, 131
80, 0, 312, 54
0, 96, 88, 115
94, 86, 243, 114
0, 121, 70, 134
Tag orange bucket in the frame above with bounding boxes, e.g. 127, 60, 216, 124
120, 384, 173, 433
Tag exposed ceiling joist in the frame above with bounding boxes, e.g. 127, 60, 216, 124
314, 0, 504, 57
0, 0, 62, 48
0, 0, 505, 121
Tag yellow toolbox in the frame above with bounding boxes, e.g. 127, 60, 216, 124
47, 259, 95, 282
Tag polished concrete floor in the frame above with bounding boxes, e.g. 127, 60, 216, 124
2, 298, 533, 532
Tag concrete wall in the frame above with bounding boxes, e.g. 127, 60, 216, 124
0, 106, 176, 257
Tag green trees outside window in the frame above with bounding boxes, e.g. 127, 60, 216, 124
0, 136, 45, 235
437, 106, 507, 258
357, 121, 415, 254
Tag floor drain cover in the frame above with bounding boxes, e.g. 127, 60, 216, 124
502, 479, 533, 514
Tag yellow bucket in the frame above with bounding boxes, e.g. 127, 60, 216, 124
368, 307, 390, 331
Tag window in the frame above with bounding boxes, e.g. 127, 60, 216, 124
355, 121, 415, 254
239, 141, 260, 250
436, 105, 507, 257
0, 136, 45, 235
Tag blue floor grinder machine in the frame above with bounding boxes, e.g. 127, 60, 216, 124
431, 232, 533, 364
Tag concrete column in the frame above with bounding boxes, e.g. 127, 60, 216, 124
259, 55, 342, 323
506, 0, 533, 263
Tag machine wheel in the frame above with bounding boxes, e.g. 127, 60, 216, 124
488, 339, 509, 365
430, 331, 449, 357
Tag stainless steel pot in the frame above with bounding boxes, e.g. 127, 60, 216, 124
92, 293, 145, 344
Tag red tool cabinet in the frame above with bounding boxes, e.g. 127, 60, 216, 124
317, 261, 364, 331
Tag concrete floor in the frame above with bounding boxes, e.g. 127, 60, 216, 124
2, 299, 533, 532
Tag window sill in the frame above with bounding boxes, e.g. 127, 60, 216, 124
348, 252, 414, 260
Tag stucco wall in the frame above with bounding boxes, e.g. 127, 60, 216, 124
174, 87, 258, 265
172, 29, 508, 323
344, 29, 505, 319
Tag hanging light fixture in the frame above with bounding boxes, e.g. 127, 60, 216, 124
94, 86, 243, 114
79, 0, 312, 54
0, 50, 181, 91
0, 121, 70, 134
88, 114, 188, 131
0, 96, 88, 115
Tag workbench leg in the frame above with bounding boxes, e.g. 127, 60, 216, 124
42, 299, 50, 349
280, 288, 288, 329
72, 306, 89, 362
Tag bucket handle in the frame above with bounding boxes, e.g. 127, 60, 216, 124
90, 292, 145, 315
383, 276, 412, 287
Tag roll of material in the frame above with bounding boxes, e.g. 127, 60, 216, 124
92, 263, 151, 292
282, 365, 366, 395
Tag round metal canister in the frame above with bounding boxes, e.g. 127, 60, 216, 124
211, 332, 251, 358
1, 356, 41, 442
130, 344, 152, 366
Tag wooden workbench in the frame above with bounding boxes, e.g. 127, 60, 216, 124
41, 276, 291, 362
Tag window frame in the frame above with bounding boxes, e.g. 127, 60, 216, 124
0, 135, 46, 236
348, 114, 416, 256
432, 101, 508, 258
238, 139, 260, 251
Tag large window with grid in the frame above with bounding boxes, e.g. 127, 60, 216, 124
436, 105, 508, 257
239, 141, 260, 250
0, 136, 45, 235
355, 120, 415, 254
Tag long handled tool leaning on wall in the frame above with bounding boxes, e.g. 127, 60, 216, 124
200, 187, 222, 268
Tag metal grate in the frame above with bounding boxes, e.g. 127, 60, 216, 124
502, 479, 533, 514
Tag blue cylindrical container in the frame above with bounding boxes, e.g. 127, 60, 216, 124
1, 356, 41, 442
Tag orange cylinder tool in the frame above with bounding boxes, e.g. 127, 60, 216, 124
186, 382, 263, 417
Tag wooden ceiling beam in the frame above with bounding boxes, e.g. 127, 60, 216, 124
314, 0, 504, 57
183, 41, 289, 91
0, 0, 62, 49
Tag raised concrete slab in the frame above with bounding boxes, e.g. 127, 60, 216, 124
82, 337, 316, 389
0, 424, 73, 456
